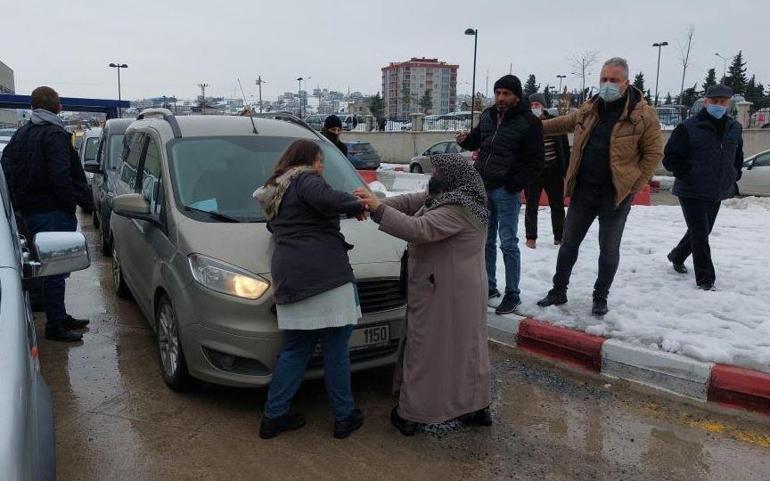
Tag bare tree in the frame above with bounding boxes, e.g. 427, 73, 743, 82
569, 50, 599, 105
678, 25, 695, 104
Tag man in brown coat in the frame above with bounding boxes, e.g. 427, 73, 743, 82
355, 154, 491, 435
536, 57, 663, 316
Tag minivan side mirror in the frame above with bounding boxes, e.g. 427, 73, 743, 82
746, 159, 755, 170
24, 232, 90, 278
112, 193, 158, 224
83, 160, 103, 174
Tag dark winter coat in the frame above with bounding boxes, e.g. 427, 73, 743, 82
1, 120, 92, 216
541, 111, 571, 176
459, 100, 545, 193
663, 109, 744, 201
322, 129, 348, 156
258, 171, 364, 305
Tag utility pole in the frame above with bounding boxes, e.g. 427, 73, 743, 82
652, 41, 669, 106
255, 76, 265, 113
198, 83, 209, 114
715, 53, 729, 82
108, 63, 128, 117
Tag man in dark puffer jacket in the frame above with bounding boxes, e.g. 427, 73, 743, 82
458, 75, 544, 315
1, 86, 93, 342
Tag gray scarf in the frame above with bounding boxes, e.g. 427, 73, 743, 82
424, 153, 489, 230
30, 108, 65, 128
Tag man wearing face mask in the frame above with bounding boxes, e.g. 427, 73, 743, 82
322, 115, 348, 156
456, 75, 544, 315
536, 58, 663, 317
663, 85, 743, 290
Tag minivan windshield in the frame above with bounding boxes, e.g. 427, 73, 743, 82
168, 136, 365, 222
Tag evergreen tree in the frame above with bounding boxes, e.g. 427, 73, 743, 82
400, 85, 412, 115
523, 74, 540, 96
664, 92, 673, 105
724, 51, 748, 94
746, 75, 770, 111
542, 84, 552, 108
418, 90, 433, 114
633, 72, 646, 92
644, 89, 653, 105
677, 83, 698, 107
368, 92, 384, 120
702, 68, 717, 92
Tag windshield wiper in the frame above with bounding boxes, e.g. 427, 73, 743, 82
183, 206, 241, 223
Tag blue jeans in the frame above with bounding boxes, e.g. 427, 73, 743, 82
486, 187, 522, 298
264, 325, 354, 421
22, 210, 78, 329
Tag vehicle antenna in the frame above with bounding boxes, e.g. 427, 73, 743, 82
237, 77, 258, 134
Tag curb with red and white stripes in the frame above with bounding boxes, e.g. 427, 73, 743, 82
487, 313, 770, 415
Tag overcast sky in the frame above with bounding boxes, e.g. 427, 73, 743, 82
3, 0, 768, 102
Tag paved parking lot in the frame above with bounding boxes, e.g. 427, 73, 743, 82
37, 214, 770, 481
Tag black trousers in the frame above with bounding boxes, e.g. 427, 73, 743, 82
668, 197, 721, 286
525, 165, 565, 242
552, 185, 633, 298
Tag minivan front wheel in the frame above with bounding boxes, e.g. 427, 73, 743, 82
111, 244, 131, 298
410, 164, 423, 174
156, 295, 191, 391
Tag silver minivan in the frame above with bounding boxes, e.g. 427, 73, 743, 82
110, 110, 406, 390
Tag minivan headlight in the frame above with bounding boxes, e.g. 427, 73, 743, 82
188, 254, 269, 300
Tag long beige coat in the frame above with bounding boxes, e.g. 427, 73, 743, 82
375, 192, 490, 424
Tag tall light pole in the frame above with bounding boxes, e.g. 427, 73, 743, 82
715, 53, 729, 81
108, 63, 128, 116
556, 74, 566, 93
255, 76, 266, 113
197, 83, 209, 114
296, 77, 304, 118
652, 41, 669, 106
464, 28, 478, 127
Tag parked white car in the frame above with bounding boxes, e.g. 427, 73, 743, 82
736, 149, 770, 196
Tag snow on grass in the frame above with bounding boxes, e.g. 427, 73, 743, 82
506, 200, 770, 372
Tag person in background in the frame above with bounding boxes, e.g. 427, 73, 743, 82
322, 115, 348, 156
536, 57, 663, 317
525, 93, 570, 249
253, 139, 366, 440
1, 86, 93, 342
354, 153, 492, 436
457, 75, 544, 315
663, 84, 743, 290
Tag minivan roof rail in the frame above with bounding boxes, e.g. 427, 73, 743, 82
249, 112, 324, 140
136, 108, 182, 139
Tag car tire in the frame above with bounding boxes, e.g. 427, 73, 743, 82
101, 228, 112, 257
155, 294, 191, 391
410, 164, 423, 174
111, 243, 131, 299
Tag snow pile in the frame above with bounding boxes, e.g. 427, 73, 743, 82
722, 196, 770, 211
506, 204, 770, 372
651, 175, 675, 190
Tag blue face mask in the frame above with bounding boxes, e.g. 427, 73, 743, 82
598, 82, 623, 102
706, 104, 727, 119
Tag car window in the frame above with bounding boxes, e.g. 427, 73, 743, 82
83, 137, 99, 162
167, 136, 365, 222
446, 143, 461, 154
120, 133, 146, 187
754, 153, 770, 167
107, 134, 125, 170
429, 143, 448, 155
138, 138, 163, 214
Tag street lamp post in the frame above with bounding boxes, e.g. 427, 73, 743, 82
108, 63, 128, 117
464, 28, 478, 127
255, 76, 266, 113
715, 53, 729, 81
296, 77, 303, 118
556, 74, 566, 94
652, 41, 669, 106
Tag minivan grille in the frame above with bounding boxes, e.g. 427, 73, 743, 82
357, 280, 405, 314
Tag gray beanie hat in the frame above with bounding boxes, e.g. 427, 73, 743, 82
529, 93, 547, 107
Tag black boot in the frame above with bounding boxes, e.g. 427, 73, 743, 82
537, 289, 568, 307
488, 288, 501, 300
259, 412, 306, 439
390, 406, 420, 436
459, 407, 493, 427
667, 253, 688, 274
63, 315, 90, 330
495, 293, 521, 315
334, 408, 364, 439
592, 296, 609, 317
44, 326, 83, 342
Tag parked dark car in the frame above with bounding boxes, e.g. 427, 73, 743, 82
84, 118, 134, 255
344, 141, 381, 170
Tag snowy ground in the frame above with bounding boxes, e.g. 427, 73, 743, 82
371, 177, 770, 373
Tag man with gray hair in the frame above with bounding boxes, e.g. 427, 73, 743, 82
536, 57, 663, 316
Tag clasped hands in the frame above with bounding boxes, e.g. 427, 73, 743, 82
351, 187, 382, 221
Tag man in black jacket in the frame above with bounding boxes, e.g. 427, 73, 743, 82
322, 115, 348, 156
525, 93, 570, 249
1, 86, 93, 342
663, 84, 743, 290
457, 75, 544, 314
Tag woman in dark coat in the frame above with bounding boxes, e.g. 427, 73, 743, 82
253, 139, 366, 439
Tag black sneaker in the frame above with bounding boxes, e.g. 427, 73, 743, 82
459, 407, 493, 427
667, 253, 688, 274
334, 408, 364, 439
63, 315, 90, 330
488, 288, 501, 300
45, 327, 83, 343
495, 293, 521, 315
697, 282, 715, 291
259, 412, 306, 439
390, 406, 420, 436
592, 297, 609, 317
537, 289, 568, 307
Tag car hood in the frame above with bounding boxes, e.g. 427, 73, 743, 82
177, 217, 405, 275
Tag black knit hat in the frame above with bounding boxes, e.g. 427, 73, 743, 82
324, 115, 342, 129
493, 75, 523, 98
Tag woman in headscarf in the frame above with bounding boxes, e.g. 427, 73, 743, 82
354, 153, 492, 435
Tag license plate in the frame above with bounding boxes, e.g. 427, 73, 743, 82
350, 324, 390, 351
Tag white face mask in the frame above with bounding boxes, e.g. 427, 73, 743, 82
531, 107, 543, 118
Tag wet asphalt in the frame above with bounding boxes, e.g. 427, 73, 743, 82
35, 212, 770, 481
